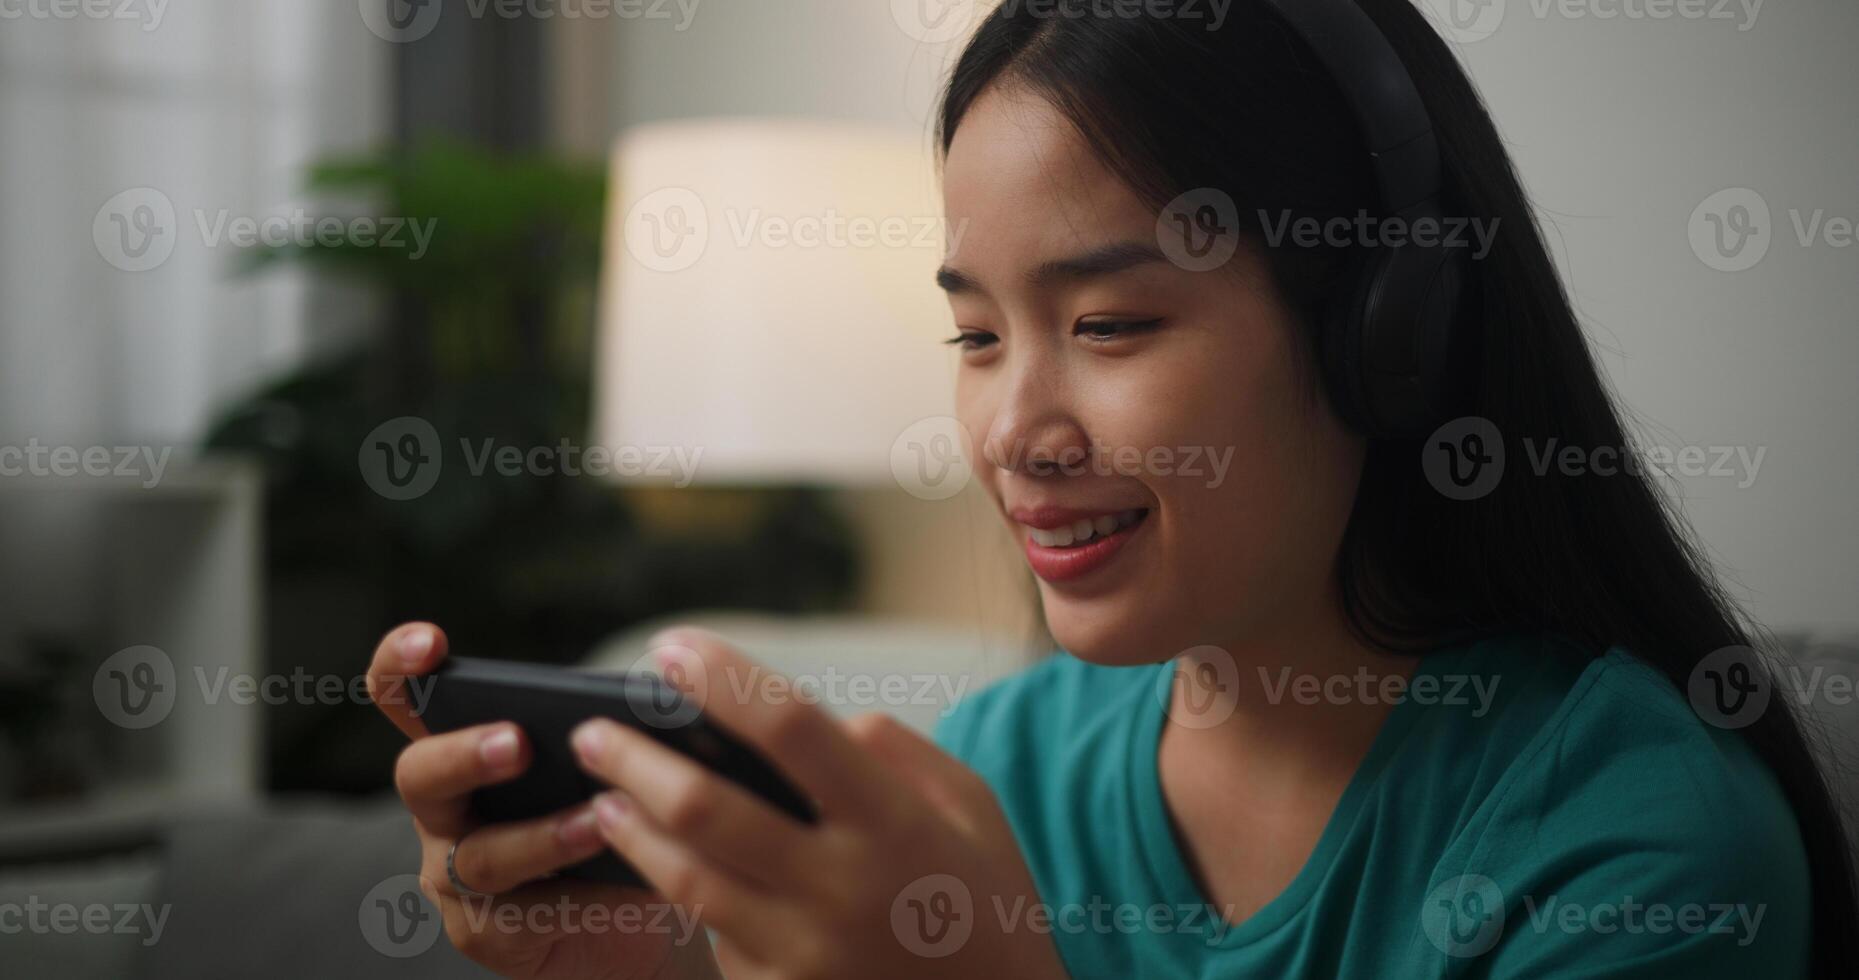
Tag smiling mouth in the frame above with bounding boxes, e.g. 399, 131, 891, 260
1017, 507, 1152, 584
1020, 507, 1148, 548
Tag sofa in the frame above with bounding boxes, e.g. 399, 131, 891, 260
0, 613, 1032, 978
3, 618, 1853, 978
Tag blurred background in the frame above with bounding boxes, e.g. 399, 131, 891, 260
0, 0, 1855, 975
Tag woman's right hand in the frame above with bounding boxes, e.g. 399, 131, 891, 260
366, 623, 721, 980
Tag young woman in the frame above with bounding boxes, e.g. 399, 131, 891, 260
365, 1, 1854, 976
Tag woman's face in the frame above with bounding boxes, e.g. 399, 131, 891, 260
939, 84, 1367, 664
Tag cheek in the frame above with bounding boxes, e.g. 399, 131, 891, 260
953, 370, 997, 495
1115, 321, 1354, 595
1082, 321, 1291, 484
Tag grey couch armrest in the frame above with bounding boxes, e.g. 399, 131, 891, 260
0, 851, 164, 977
135, 797, 494, 980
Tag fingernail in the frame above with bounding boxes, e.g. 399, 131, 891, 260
479, 727, 519, 769
557, 807, 600, 849
593, 791, 632, 830
571, 721, 608, 766
398, 628, 433, 668
653, 643, 696, 674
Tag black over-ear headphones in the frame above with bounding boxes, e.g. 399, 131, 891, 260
1255, 0, 1470, 438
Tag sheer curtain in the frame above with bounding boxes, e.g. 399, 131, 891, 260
0, 0, 388, 452
0, 2, 387, 635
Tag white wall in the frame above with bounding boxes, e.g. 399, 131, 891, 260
1422, 0, 1859, 632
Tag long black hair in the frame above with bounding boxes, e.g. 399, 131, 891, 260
936, 0, 1855, 971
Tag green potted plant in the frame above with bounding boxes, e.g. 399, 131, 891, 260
205, 137, 858, 793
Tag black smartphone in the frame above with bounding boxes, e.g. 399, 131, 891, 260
419, 656, 816, 887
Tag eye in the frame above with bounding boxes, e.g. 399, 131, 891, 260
944, 329, 998, 351
1074, 318, 1162, 342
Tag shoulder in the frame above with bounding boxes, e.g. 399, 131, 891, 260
1435, 641, 1812, 975
1503, 645, 1805, 850
1419, 635, 1805, 821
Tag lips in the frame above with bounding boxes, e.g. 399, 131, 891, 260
1012, 506, 1150, 583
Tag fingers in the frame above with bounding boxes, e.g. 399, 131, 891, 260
589, 791, 795, 964
367, 622, 449, 740
440, 802, 605, 897
842, 712, 994, 832
650, 628, 900, 820
571, 718, 815, 888
395, 722, 528, 838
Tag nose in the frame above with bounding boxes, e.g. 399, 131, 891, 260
982, 364, 1090, 478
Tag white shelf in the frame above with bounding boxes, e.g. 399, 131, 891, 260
0, 454, 265, 821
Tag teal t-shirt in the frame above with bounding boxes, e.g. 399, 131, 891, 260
932, 635, 1811, 978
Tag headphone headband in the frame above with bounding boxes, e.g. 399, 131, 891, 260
1255, 0, 1442, 216
1254, 0, 1469, 437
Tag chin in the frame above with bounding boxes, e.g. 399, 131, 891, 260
1042, 590, 1190, 667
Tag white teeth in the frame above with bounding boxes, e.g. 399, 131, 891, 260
1025, 509, 1145, 548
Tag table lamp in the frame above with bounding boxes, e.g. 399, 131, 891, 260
592, 117, 1033, 633
593, 116, 959, 485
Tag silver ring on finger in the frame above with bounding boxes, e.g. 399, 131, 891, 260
446, 835, 494, 899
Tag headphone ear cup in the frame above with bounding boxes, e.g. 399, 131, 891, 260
1338, 242, 1464, 438
1318, 249, 1386, 435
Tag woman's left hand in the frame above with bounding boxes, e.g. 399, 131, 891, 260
569, 627, 1069, 980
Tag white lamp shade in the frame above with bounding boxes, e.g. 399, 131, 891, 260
593, 117, 960, 485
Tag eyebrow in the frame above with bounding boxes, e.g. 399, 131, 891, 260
935, 240, 1171, 295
